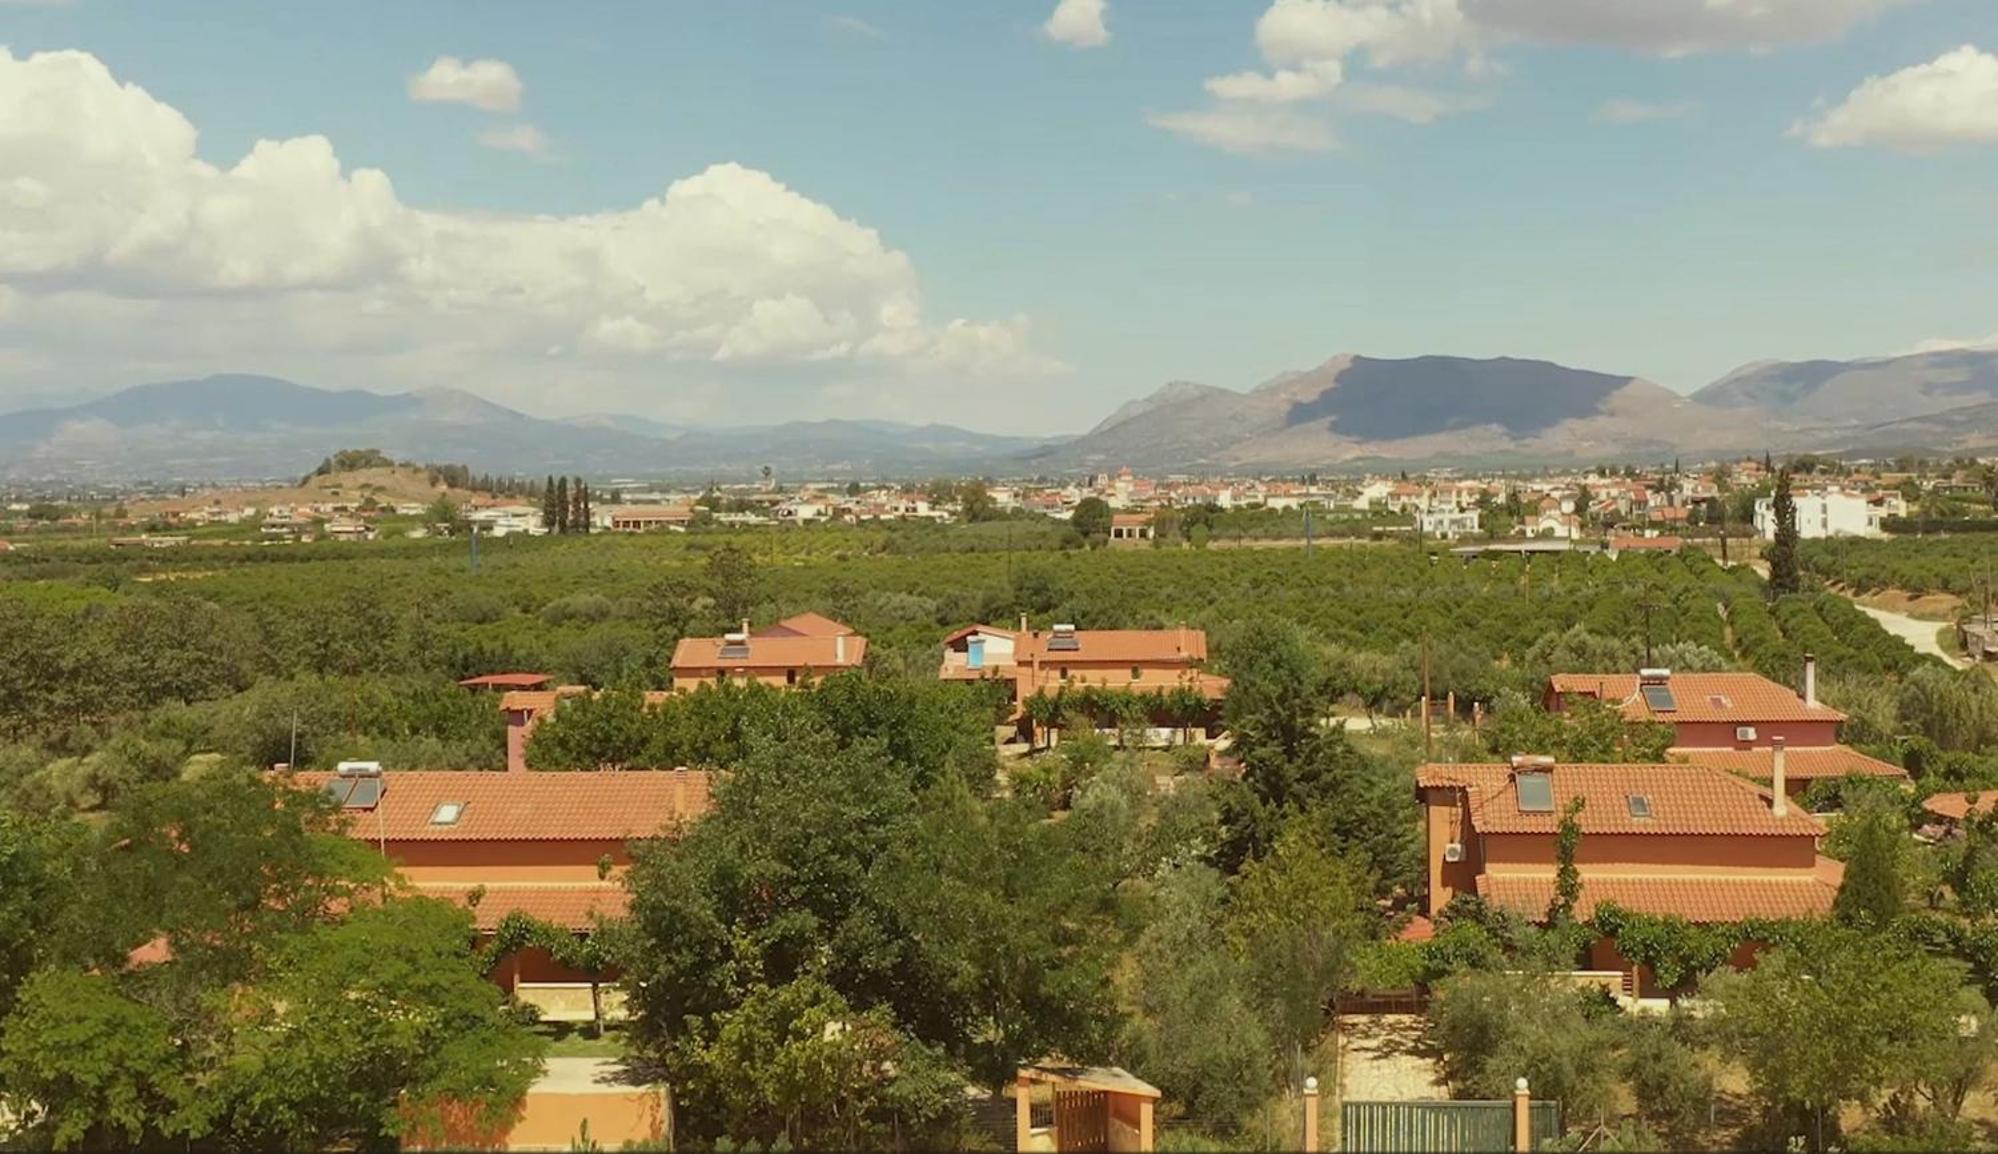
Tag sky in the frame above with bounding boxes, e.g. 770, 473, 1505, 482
0, 0, 1995, 434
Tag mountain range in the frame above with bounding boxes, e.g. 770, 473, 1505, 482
5, 349, 1998, 480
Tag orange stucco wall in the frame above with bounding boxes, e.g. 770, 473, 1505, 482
1422, 789, 1481, 915
391, 839, 631, 883
407, 1087, 667, 1152
670, 668, 821, 693
1480, 831, 1818, 872
1671, 720, 1841, 748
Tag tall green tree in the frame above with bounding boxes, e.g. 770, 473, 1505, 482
540, 474, 560, 531
705, 543, 760, 625
1768, 468, 1802, 596
1070, 496, 1112, 543
1834, 807, 1908, 929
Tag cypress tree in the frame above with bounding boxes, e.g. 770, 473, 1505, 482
554, 476, 570, 533
1834, 810, 1905, 929
541, 475, 560, 531
1767, 468, 1801, 596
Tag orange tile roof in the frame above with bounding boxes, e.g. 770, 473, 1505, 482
670, 633, 866, 671
1923, 792, 1998, 823
413, 882, 629, 932
286, 769, 711, 842
1671, 745, 1907, 782
459, 672, 553, 690
1477, 861, 1842, 924
753, 612, 854, 638
499, 685, 589, 714
1548, 672, 1844, 725
1415, 762, 1823, 837
1013, 628, 1207, 664
1609, 535, 1683, 552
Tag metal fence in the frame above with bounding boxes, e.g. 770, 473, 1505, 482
1340, 1099, 1560, 1153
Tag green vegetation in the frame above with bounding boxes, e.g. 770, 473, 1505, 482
9, 521, 1998, 1150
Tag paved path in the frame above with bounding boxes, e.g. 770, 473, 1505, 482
1852, 602, 1968, 668
1336, 1014, 1445, 1103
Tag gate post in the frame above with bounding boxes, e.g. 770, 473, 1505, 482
1302, 1077, 1319, 1153
1016, 1073, 1032, 1152
1512, 1078, 1530, 1153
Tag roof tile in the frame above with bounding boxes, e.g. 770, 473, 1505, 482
286, 769, 711, 842
1416, 762, 1824, 836
1549, 672, 1843, 725
1671, 744, 1907, 782
1477, 864, 1841, 924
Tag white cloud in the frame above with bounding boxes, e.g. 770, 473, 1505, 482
1206, 61, 1345, 104
1159, 1, 1481, 153
1592, 97, 1697, 124
1462, 0, 1908, 55
824, 14, 886, 40
1147, 106, 1338, 154
477, 122, 550, 156
1043, 0, 1110, 48
1257, 0, 1473, 69
0, 48, 1055, 417
407, 55, 523, 112
1796, 45, 1998, 152
1909, 331, 1998, 355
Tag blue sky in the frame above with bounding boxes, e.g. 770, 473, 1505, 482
0, 0, 1994, 432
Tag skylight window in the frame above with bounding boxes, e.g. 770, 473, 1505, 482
1627, 795, 1652, 819
1708, 694, 1731, 709
430, 801, 464, 826
1640, 684, 1677, 713
1515, 772, 1555, 814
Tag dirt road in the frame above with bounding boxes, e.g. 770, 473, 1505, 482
1852, 602, 1968, 668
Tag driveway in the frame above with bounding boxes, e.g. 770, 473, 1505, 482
1337, 1014, 1445, 1103
1852, 602, 1968, 668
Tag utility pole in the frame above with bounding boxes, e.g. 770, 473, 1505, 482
1638, 595, 1660, 667
469, 523, 480, 573
1422, 634, 1434, 760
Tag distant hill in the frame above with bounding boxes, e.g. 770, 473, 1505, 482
1694, 348, 1998, 428
0, 375, 1056, 481
1036, 354, 1738, 470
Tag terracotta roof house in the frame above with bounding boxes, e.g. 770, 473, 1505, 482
287, 766, 711, 1013
1923, 792, 1998, 825
459, 672, 553, 691
1109, 512, 1156, 541
669, 619, 866, 692
752, 612, 854, 639
1545, 662, 1906, 796
1417, 758, 1842, 997
939, 621, 1227, 745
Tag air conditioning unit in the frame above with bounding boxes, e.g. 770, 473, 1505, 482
1736, 726, 1758, 742
1442, 842, 1465, 863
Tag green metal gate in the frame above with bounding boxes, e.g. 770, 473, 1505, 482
1341, 1100, 1560, 1152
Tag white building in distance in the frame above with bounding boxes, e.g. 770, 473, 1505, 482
1754, 488, 1883, 540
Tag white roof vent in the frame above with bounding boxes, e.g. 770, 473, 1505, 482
336, 760, 383, 776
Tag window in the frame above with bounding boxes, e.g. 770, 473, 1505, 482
430, 801, 465, 826
1708, 694, 1731, 709
786, 668, 798, 686
1626, 795, 1652, 819
1059, 666, 1070, 681
1514, 772, 1555, 814
1131, 666, 1142, 681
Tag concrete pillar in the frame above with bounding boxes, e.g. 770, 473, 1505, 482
1302, 1077, 1320, 1153
1015, 1075, 1032, 1153
1512, 1078, 1531, 1153
1139, 1098, 1154, 1153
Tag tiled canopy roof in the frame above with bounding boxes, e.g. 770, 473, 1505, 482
1923, 792, 1998, 823
1415, 762, 1823, 837
1012, 628, 1206, 664
414, 881, 629, 932
1672, 745, 1907, 782
753, 612, 854, 638
1478, 861, 1843, 924
670, 634, 866, 670
1548, 672, 1843, 725
287, 769, 711, 842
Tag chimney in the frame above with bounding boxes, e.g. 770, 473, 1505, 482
1177, 621, 1187, 656
835, 633, 847, 664
1019, 613, 1028, 634
1771, 738, 1788, 816
1803, 653, 1818, 709
742, 618, 751, 638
